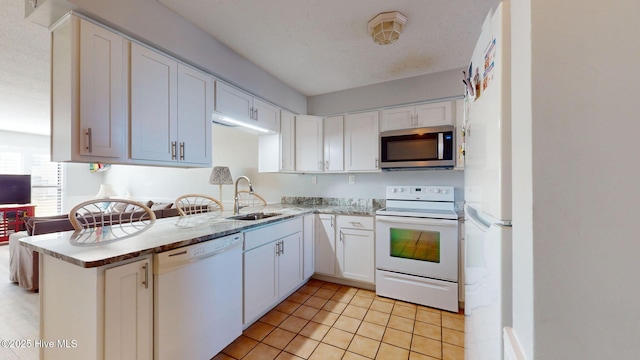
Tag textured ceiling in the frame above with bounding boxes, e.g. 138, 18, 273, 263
156, 0, 500, 96
0, 0, 500, 136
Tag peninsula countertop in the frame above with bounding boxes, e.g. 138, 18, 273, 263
19, 203, 379, 268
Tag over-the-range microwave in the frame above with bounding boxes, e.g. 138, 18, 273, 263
379, 125, 455, 170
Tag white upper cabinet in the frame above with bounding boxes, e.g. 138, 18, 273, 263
52, 14, 212, 167
130, 43, 178, 163
381, 101, 453, 132
51, 15, 128, 162
257, 109, 295, 173
344, 111, 380, 171
323, 115, 344, 172
295, 115, 324, 172
214, 81, 252, 123
380, 106, 414, 131
280, 110, 296, 172
176, 64, 213, 165
130, 44, 212, 166
214, 81, 280, 132
253, 98, 280, 132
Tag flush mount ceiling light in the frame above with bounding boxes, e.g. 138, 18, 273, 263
368, 11, 408, 45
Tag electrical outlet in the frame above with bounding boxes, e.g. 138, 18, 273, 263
349, 175, 356, 184
311, 176, 317, 184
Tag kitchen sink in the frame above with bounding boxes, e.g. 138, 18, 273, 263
226, 212, 281, 221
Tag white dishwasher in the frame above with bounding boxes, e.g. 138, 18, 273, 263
153, 233, 243, 360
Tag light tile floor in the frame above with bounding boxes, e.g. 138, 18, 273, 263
215, 279, 464, 360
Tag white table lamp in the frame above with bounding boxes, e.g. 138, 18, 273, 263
95, 184, 118, 198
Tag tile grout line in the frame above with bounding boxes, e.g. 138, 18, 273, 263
227, 279, 462, 360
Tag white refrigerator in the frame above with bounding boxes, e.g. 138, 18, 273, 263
463, 1, 512, 360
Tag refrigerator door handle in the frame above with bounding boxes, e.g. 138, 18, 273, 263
464, 204, 490, 231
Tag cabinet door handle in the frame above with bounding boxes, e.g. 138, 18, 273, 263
350, 222, 363, 227
375, 157, 379, 168
171, 141, 177, 160
86, 128, 92, 153
339, 231, 343, 242
142, 262, 149, 289
179, 142, 185, 160
415, 114, 419, 127
249, 107, 253, 119
281, 240, 284, 255
254, 108, 258, 120
325, 160, 329, 170
330, 217, 334, 228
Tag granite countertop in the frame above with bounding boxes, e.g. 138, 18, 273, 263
19, 203, 379, 268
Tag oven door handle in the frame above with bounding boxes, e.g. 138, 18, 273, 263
376, 215, 458, 227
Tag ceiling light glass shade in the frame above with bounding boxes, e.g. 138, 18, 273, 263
368, 11, 407, 45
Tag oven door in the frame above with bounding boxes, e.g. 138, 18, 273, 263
376, 215, 458, 282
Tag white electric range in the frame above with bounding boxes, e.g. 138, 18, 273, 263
375, 185, 460, 312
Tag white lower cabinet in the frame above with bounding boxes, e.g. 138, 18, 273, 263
314, 214, 336, 276
336, 216, 375, 284
303, 214, 315, 279
104, 258, 153, 360
314, 214, 376, 285
243, 218, 303, 326
39, 254, 152, 360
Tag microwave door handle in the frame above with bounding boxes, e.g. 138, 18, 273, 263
438, 132, 444, 159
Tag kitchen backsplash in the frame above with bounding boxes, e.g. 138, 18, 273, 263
281, 196, 385, 209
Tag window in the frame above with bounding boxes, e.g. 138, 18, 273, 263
0, 151, 63, 216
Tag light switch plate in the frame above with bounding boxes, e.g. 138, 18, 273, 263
349, 175, 356, 184
311, 176, 317, 184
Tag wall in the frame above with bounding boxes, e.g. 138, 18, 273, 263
512, 1, 640, 359
103, 124, 464, 206
510, 0, 534, 357
0, 130, 101, 213
307, 68, 464, 115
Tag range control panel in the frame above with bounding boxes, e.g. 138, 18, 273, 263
385, 186, 455, 201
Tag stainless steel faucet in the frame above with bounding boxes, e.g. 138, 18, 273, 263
233, 175, 254, 214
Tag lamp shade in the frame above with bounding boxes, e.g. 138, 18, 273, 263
95, 184, 118, 198
209, 166, 233, 185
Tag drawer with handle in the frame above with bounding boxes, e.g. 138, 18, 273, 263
337, 215, 374, 230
